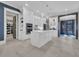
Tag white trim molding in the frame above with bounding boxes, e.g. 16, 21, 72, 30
0, 7, 20, 45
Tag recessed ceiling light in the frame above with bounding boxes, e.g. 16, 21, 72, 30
41, 13, 44, 17
46, 4, 48, 7
25, 3, 28, 6
65, 8, 69, 11
32, 12, 33, 14
36, 10, 40, 13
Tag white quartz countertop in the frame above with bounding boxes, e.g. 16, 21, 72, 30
31, 30, 53, 32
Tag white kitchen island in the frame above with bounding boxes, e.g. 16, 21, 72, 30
30, 30, 53, 48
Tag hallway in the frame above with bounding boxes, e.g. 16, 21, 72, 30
0, 38, 79, 57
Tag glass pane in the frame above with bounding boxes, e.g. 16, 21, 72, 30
60, 20, 75, 35
66, 20, 74, 35
60, 21, 67, 35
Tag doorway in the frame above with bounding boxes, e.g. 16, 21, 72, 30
6, 11, 17, 41
58, 13, 78, 39
4, 8, 20, 43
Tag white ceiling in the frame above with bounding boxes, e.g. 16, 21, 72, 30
1, 1, 79, 16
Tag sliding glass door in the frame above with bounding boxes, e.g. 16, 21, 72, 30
60, 20, 75, 36
58, 13, 78, 39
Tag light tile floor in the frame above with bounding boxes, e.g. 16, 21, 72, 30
0, 37, 79, 57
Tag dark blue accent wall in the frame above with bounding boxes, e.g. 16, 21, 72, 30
0, 5, 4, 41
0, 2, 20, 41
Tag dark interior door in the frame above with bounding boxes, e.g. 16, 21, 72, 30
13, 16, 16, 38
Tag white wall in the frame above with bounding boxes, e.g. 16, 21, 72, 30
49, 17, 58, 37
17, 14, 23, 40
60, 15, 76, 21
22, 7, 34, 40
78, 12, 79, 39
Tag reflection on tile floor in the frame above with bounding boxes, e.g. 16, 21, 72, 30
0, 37, 79, 57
